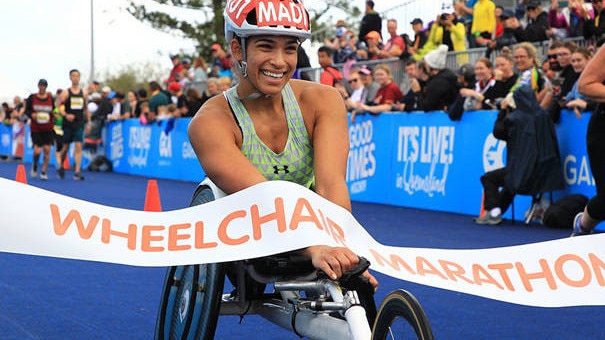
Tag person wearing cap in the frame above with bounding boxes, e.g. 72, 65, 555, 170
508, 0, 551, 42
364, 30, 383, 60
324, 23, 359, 64
25, 79, 55, 180
413, 12, 467, 63
357, 64, 403, 115
486, 8, 521, 55
58, 69, 90, 180
417, 45, 459, 112
188, 0, 378, 297
323, 21, 347, 51
167, 81, 187, 116
358, 66, 380, 107
180, 57, 193, 88
409, 18, 428, 55
210, 43, 234, 78
166, 54, 185, 86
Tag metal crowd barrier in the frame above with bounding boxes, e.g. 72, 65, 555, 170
300, 36, 591, 92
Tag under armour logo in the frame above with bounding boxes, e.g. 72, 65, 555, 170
273, 165, 290, 174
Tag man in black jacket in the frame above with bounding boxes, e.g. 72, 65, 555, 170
474, 85, 565, 225
508, 0, 551, 42
415, 45, 459, 112
358, 1, 382, 44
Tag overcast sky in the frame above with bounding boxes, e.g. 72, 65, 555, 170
0, 0, 439, 100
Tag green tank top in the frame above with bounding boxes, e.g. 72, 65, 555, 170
224, 83, 315, 188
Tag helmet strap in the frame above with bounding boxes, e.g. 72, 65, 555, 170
239, 37, 248, 78
235, 36, 270, 100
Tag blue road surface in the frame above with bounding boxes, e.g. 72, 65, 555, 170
0, 161, 603, 339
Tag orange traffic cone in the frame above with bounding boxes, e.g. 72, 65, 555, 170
63, 155, 70, 170
144, 179, 162, 212
478, 192, 486, 218
15, 164, 27, 184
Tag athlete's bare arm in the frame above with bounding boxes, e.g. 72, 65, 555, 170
579, 46, 605, 102
295, 80, 351, 211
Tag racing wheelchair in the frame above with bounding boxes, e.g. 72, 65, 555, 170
154, 179, 434, 339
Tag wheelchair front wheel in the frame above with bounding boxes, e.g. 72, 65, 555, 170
154, 263, 225, 340
154, 184, 226, 339
371, 289, 434, 340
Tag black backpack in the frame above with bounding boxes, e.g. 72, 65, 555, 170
88, 155, 113, 172
543, 194, 588, 229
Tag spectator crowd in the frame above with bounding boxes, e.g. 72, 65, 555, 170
317, 0, 604, 120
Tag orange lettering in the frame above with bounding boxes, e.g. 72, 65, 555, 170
555, 254, 591, 287
325, 217, 346, 246
516, 259, 556, 292
416, 257, 447, 279
472, 264, 505, 290
487, 263, 515, 291
50, 204, 100, 239
289, 198, 323, 231
194, 221, 218, 249
167, 223, 192, 251
218, 210, 249, 245
250, 198, 286, 241
438, 260, 474, 284
141, 225, 165, 252
369, 249, 416, 274
102, 221, 137, 250
589, 253, 605, 286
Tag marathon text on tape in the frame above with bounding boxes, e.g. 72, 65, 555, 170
1, 177, 604, 308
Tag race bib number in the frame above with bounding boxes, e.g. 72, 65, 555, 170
70, 97, 84, 110
35, 112, 50, 124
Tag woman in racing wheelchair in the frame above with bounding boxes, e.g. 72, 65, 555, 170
156, 0, 378, 338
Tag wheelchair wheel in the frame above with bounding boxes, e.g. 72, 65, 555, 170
371, 289, 434, 340
154, 185, 225, 340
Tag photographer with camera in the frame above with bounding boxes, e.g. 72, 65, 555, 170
413, 12, 466, 61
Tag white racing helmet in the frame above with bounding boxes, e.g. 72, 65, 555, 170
224, 0, 311, 43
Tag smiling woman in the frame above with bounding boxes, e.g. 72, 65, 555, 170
188, 0, 378, 298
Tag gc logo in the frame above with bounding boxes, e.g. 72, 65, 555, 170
482, 133, 506, 172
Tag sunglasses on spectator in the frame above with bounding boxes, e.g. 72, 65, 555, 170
348, 78, 360, 83
548, 54, 557, 59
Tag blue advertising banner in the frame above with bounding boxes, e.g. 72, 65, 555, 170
13, 109, 596, 226
347, 111, 501, 216
105, 119, 205, 183
0, 123, 12, 156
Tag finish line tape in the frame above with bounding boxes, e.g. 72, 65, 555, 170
1, 177, 604, 308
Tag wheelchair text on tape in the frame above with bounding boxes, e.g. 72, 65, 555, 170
1, 177, 604, 308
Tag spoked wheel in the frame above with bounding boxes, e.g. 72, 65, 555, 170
371, 289, 434, 340
154, 185, 225, 340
